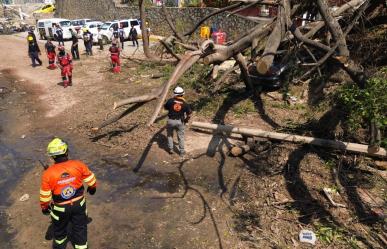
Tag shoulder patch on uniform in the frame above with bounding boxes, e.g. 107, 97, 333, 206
61, 185, 76, 199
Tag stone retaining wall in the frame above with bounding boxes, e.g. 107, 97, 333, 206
55, 0, 258, 39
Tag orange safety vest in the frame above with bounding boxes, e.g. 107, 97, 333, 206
39, 160, 96, 209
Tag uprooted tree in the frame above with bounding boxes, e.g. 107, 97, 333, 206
96, 0, 386, 148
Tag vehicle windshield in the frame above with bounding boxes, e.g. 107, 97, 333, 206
71, 20, 85, 26
101, 23, 111, 30
38, 22, 44, 28
60, 21, 72, 27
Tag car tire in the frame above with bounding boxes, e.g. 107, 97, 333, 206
102, 36, 109, 45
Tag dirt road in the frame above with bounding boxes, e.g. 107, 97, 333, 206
0, 34, 246, 248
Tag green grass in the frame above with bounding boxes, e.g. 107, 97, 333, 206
232, 99, 256, 117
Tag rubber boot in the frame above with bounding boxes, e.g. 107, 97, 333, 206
62, 76, 68, 88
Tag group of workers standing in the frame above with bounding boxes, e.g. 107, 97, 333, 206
26, 20, 193, 249
27, 22, 143, 85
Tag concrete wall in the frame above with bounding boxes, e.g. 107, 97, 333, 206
55, 0, 258, 39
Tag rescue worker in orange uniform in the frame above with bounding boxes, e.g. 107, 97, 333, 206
40, 138, 97, 249
45, 39, 57, 70
56, 46, 73, 88
109, 41, 121, 73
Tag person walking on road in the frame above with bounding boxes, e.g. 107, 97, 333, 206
56, 46, 73, 88
27, 35, 42, 67
82, 28, 93, 56
39, 138, 97, 249
118, 23, 125, 50
45, 39, 57, 70
129, 24, 139, 47
164, 86, 192, 157
109, 41, 121, 73
53, 24, 64, 46
97, 26, 103, 50
69, 28, 80, 60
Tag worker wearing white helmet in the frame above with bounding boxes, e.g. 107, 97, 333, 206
164, 86, 192, 157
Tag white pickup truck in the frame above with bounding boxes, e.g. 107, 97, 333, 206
99, 19, 142, 44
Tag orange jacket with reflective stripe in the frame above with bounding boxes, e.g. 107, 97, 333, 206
39, 160, 96, 209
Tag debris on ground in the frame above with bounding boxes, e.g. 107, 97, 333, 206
323, 187, 346, 208
19, 194, 29, 202
299, 229, 317, 245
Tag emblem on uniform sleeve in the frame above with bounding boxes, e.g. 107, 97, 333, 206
61, 186, 76, 199
173, 103, 182, 112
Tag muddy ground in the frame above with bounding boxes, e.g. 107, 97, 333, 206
0, 34, 385, 249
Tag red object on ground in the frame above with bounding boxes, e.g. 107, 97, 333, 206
212, 31, 227, 45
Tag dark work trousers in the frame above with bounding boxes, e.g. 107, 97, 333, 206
57, 35, 64, 46
71, 45, 80, 60
85, 42, 93, 56
50, 197, 88, 249
29, 52, 42, 67
132, 37, 138, 47
120, 37, 125, 49
98, 39, 103, 50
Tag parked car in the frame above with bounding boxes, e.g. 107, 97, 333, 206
33, 4, 56, 14
71, 19, 92, 32
36, 18, 73, 40
80, 21, 104, 43
99, 19, 141, 44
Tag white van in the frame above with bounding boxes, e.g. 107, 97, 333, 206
99, 19, 141, 44
37, 18, 73, 40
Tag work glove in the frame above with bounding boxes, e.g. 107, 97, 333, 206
42, 208, 50, 216
41, 203, 52, 216
87, 186, 96, 195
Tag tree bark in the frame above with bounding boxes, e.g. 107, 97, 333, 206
315, 0, 350, 57
255, 0, 286, 75
234, 53, 254, 90
139, 0, 155, 59
113, 88, 163, 109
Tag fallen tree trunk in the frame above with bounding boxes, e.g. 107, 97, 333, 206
113, 88, 163, 109
93, 103, 144, 131
191, 121, 387, 157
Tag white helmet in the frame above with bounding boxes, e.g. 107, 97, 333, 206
173, 86, 185, 96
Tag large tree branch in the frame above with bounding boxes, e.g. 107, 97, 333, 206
315, 0, 350, 57
305, 0, 366, 39
204, 22, 274, 64
147, 51, 202, 126
234, 53, 254, 90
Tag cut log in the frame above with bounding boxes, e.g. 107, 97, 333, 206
230, 145, 251, 157
191, 121, 387, 157
256, 0, 286, 75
